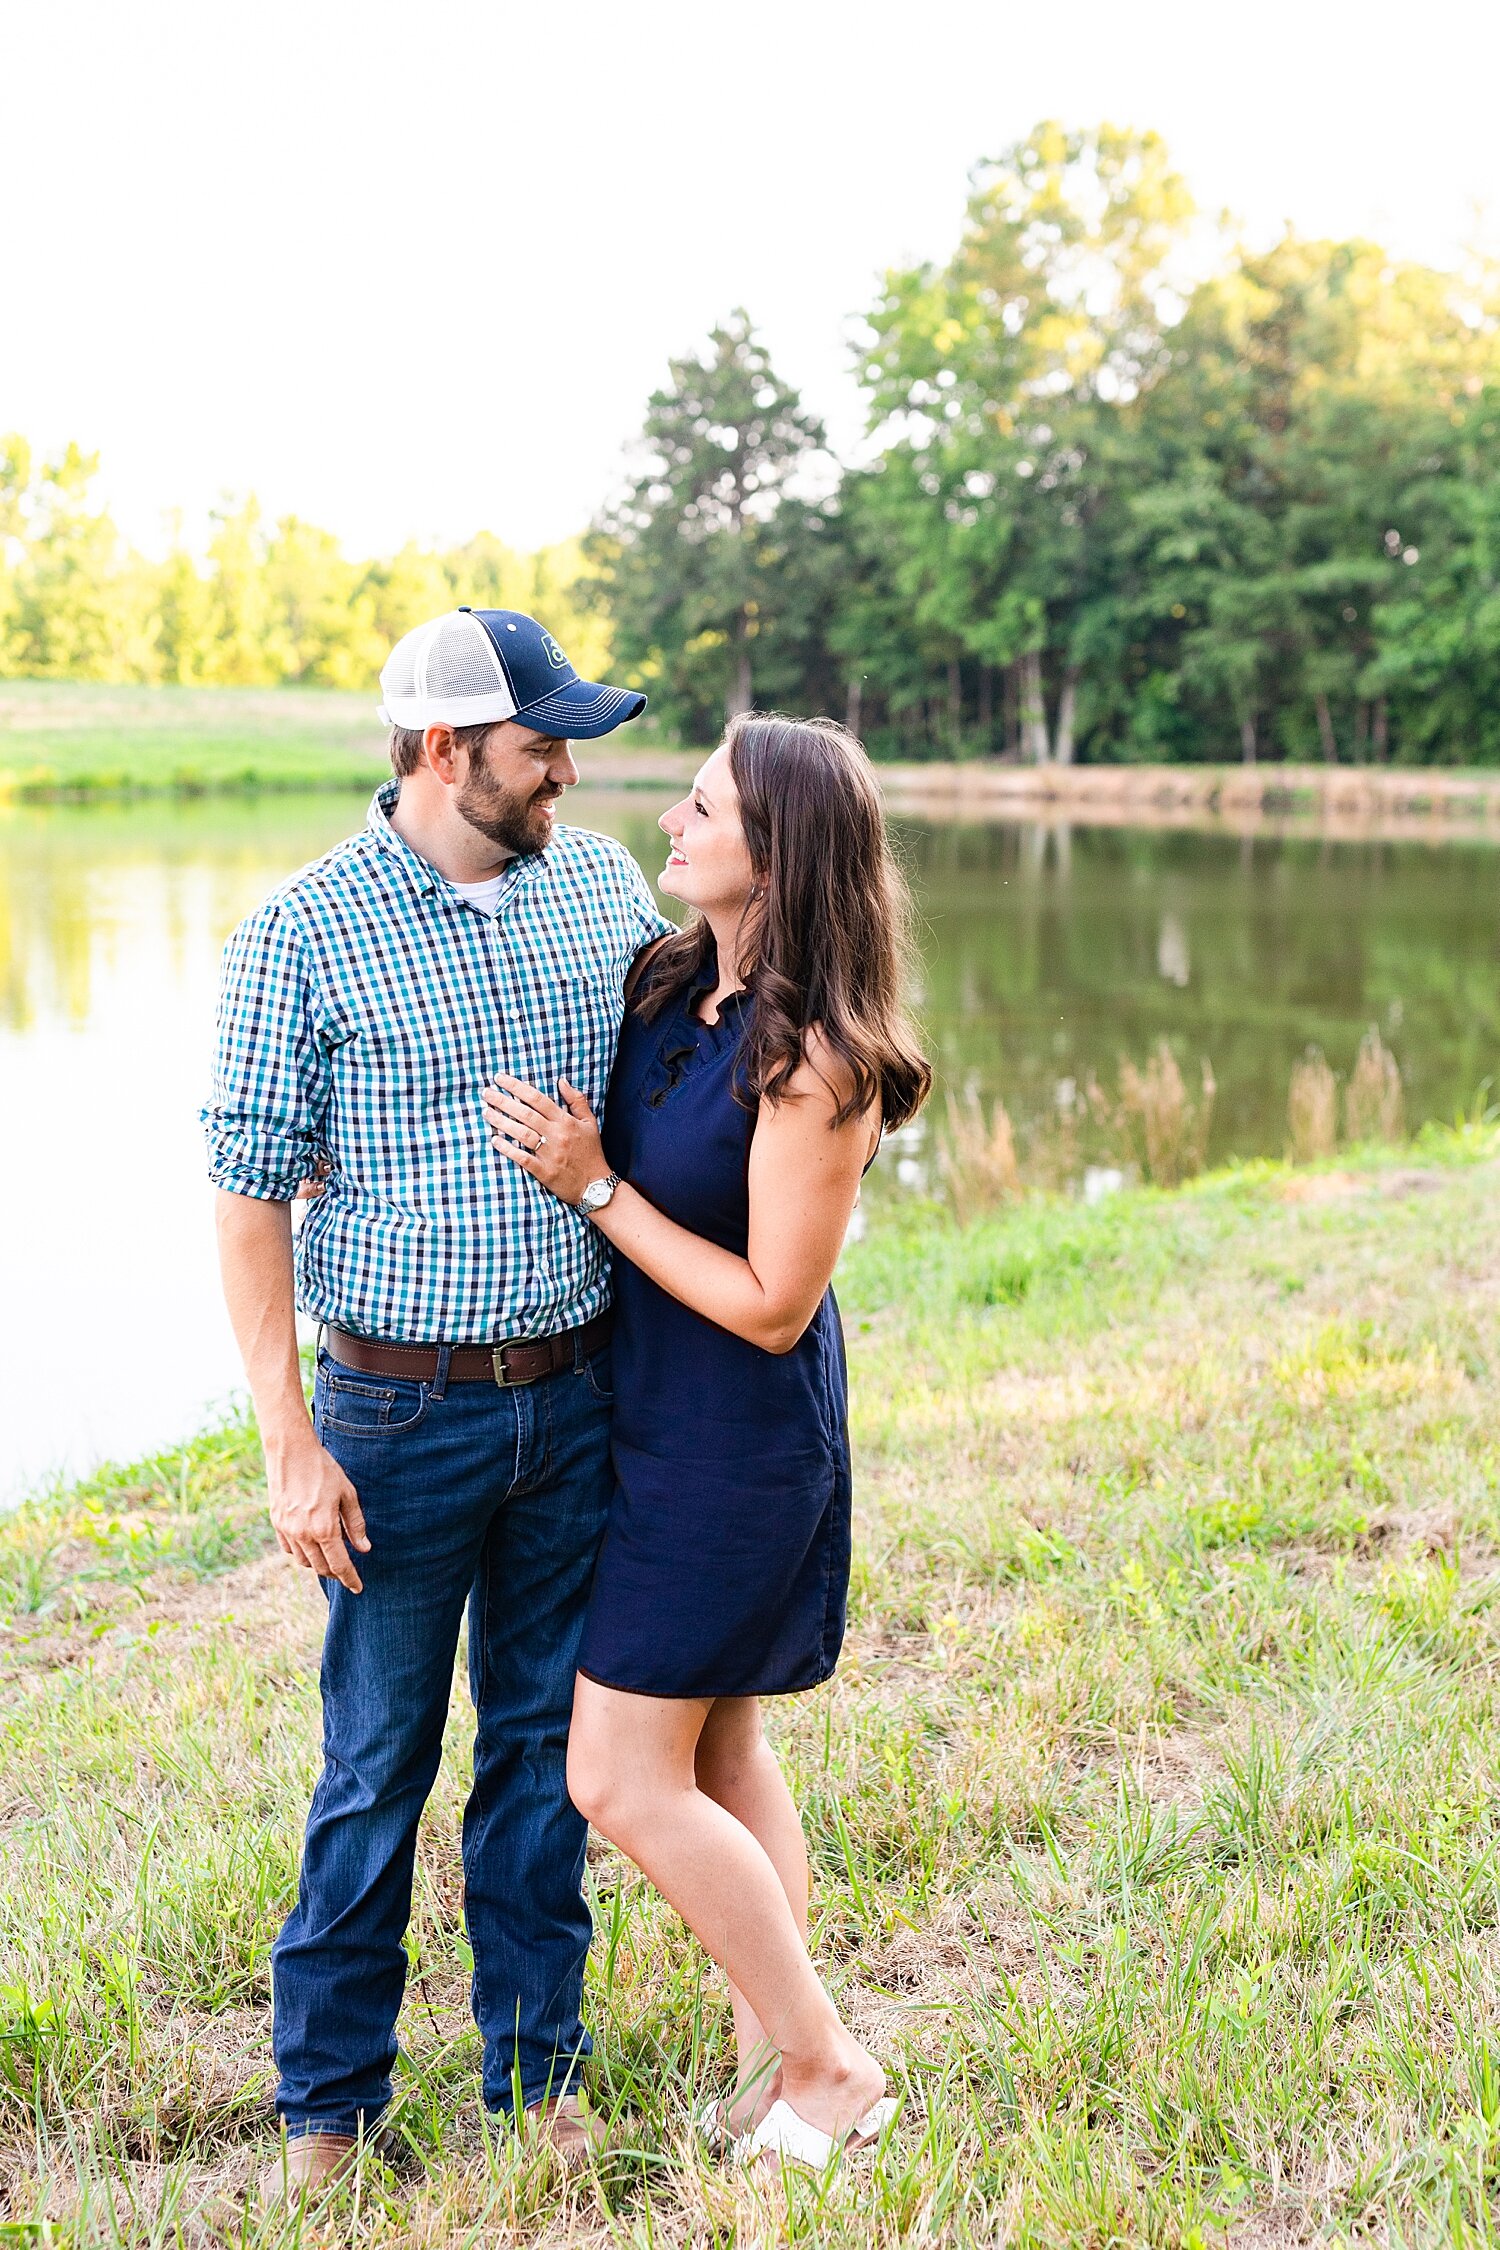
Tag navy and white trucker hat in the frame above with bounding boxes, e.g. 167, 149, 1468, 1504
377, 608, 647, 741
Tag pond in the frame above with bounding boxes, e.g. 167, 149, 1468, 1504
3, 789, 1496, 1500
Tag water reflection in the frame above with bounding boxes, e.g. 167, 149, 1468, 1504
900, 816, 1500, 1160
1, 790, 1497, 1498
0, 798, 368, 1034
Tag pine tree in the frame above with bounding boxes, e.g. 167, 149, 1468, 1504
592, 310, 837, 739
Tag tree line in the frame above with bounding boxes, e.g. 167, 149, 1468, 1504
0, 452, 611, 697
597, 125, 1500, 765
6, 122, 1500, 764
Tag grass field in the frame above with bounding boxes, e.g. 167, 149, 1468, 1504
0, 685, 694, 797
0, 683, 391, 796
4, 1138, 1500, 2244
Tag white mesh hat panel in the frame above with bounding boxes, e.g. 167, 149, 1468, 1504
377, 613, 520, 729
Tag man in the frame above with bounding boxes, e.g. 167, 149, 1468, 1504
205, 609, 667, 2202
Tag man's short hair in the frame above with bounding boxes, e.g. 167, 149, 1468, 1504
389, 720, 498, 778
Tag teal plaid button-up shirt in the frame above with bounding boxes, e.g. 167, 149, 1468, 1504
205, 782, 670, 1343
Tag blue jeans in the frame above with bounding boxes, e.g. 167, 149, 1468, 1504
271, 1339, 614, 2135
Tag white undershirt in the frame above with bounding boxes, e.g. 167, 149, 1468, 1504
451, 871, 509, 917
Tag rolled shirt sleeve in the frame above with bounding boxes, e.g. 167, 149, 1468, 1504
204, 900, 330, 1201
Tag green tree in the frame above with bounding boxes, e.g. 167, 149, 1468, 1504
848, 122, 1193, 760
359, 540, 464, 659
592, 310, 838, 738
261, 517, 383, 688
1119, 235, 1500, 760
0, 441, 619, 695
0, 443, 156, 680
0, 435, 31, 665
195, 498, 275, 684
1363, 378, 1500, 760
151, 517, 217, 684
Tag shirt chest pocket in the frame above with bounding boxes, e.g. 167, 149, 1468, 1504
493, 940, 624, 1110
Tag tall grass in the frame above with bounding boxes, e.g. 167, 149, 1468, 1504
1287, 1045, 1340, 1162
3, 1130, 1500, 2242
939, 1041, 1217, 1219
1097, 1040, 1217, 1188
1345, 1026, 1406, 1145
1288, 1030, 1406, 1163
940, 1031, 1419, 1224
939, 1088, 1022, 1222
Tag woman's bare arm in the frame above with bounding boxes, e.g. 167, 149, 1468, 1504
481, 1044, 875, 1354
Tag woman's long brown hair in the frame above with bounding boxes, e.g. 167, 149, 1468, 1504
634, 713, 932, 1132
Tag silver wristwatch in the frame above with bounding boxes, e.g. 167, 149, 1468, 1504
577, 1171, 620, 1216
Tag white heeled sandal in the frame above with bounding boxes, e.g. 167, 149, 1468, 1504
735, 2093, 898, 2169
694, 2071, 783, 2153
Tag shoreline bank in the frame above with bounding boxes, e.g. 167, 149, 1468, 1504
7, 744, 1499, 841
0, 741, 700, 803
879, 757, 1500, 841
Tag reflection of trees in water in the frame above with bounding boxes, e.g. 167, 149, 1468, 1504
0, 797, 366, 1034
0, 838, 97, 1032
4, 800, 1496, 1162
893, 817, 1500, 1159
0, 792, 684, 1040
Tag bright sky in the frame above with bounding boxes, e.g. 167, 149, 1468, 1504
9, 0, 1498, 560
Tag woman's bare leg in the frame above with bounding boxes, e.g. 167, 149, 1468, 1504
694, 1697, 809, 2128
568, 1676, 882, 2142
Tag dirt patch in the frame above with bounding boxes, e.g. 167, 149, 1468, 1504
0, 1549, 319, 1697
1227, 2202, 1317, 2247
1273, 1164, 1450, 1207
1273, 1171, 1373, 1205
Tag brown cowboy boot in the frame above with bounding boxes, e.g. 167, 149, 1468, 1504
524, 2093, 609, 2168
258, 2129, 360, 2208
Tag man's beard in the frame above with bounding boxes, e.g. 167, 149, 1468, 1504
456, 766, 561, 858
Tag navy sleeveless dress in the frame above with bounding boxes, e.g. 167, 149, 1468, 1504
576, 971, 853, 1700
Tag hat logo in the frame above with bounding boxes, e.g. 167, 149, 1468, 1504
542, 633, 569, 670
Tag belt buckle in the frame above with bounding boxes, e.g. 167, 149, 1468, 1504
491, 1343, 523, 1388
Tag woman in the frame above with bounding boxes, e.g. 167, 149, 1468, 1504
480, 712, 930, 2166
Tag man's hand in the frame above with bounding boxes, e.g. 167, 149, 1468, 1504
214, 1191, 372, 1595
267, 1430, 371, 1593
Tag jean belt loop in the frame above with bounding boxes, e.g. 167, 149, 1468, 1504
431, 1343, 452, 1401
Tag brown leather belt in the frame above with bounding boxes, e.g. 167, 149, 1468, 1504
325, 1311, 612, 1389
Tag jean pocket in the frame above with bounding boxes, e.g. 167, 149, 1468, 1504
577, 1346, 614, 1408
316, 1364, 429, 1437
